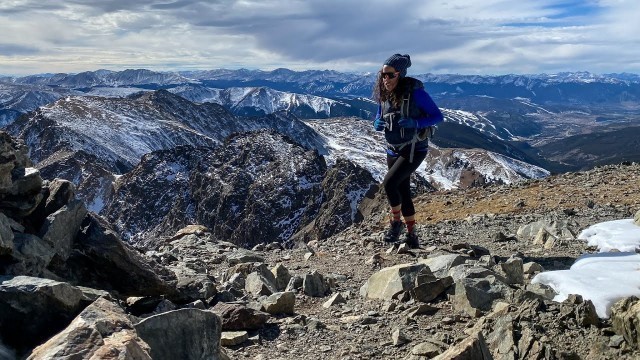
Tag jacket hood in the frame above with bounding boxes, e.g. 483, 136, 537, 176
403, 77, 424, 92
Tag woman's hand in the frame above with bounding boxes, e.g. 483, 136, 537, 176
398, 117, 418, 128
373, 117, 386, 131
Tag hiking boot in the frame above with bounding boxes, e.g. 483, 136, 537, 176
405, 231, 420, 249
383, 220, 404, 243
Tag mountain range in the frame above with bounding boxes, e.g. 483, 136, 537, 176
2, 68, 639, 173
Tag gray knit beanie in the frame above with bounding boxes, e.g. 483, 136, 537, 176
383, 53, 411, 77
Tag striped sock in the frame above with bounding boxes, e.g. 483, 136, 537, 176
406, 220, 416, 233
390, 209, 402, 223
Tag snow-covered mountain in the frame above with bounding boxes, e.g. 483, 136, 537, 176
168, 84, 360, 118
6, 89, 547, 215
7, 90, 325, 212
303, 117, 549, 190
13, 69, 194, 88
3, 68, 639, 174
0, 83, 79, 125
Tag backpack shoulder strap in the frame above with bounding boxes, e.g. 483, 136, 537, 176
400, 92, 410, 119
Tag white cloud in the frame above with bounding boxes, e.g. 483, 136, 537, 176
1, 0, 639, 75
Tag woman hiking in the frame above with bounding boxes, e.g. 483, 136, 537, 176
372, 53, 444, 247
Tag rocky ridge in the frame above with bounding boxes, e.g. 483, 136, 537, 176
2, 128, 640, 359
103, 130, 376, 248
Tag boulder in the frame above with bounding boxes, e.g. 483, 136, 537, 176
360, 263, 426, 300
38, 199, 87, 261
28, 297, 151, 360
173, 267, 217, 302
453, 276, 512, 317
134, 308, 223, 360
220, 331, 248, 347
245, 271, 278, 297
272, 263, 292, 291
411, 266, 454, 303
610, 296, 640, 349
211, 302, 269, 331
303, 270, 328, 297
226, 249, 264, 266
0, 276, 85, 355
262, 291, 296, 315
499, 256, 524, 285
0, 213, 15, 255
8, 233, 55, 276
61, 213, 178, 298
433, 331, 492, 360
418, 254, 467, 278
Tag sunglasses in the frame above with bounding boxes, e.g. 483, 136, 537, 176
380, 71, 398, 80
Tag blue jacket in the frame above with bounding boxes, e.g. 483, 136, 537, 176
375, 77, 443, 156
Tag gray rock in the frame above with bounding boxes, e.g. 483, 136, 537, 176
2, 167, 43, 218
411, 342, 442, 357
525, 283, 556, 300
245, 271, 277, 297
610, 296, 640, 348
221, 331, 248, 347
262, 291, 296, 315
303, 270, 328, 297
38, 199, 88, 261
9, 233, 55, 276
412, 267, 454, 303
403, 304, 439, 319
360, 263, 426, 300
453, 276, 511, 317
0, 213, 14, 255
500, 256, 524, 285
0, 276, 85, 353
28, 297, 151, 360
323, 292, 347, 308
227, 249, 264, 266
634, 210, 640, 226
392, 328, 410, 346
42, 179, 75, 216
68, 213, 178, 299
523, 262, 544, 274
76, 286, 111, 302
448, 264, 500, 283
433, 331, 492, 359
211, 302, 269, 331
485, 315, 516, 359
271, 263, 292, 291
135, 308, 223, 360
285, 275, 303, 292
226, 272, 246, 291
173, 268, 217, 302
418, 254, 467, 278
518, 218, 579, 243
9, 167, 43, 200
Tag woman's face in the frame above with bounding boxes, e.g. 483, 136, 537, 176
381, 65, 399, 91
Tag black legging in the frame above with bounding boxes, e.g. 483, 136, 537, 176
383, 152, 427, 217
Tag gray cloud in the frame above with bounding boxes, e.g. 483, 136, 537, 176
0, 43, 40, 55
0, 0, 638, 75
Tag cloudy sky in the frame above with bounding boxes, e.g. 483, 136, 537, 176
1, 0, 639, 76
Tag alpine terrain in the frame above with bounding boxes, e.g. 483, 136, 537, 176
1, 68, 640, 360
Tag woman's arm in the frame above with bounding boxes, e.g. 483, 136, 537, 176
412, 89, 444, 128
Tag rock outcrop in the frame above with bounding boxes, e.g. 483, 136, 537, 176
105, 130, 376, 249
0, 131, 225, 358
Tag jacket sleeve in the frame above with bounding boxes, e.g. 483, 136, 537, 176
412, 88, 444, 128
